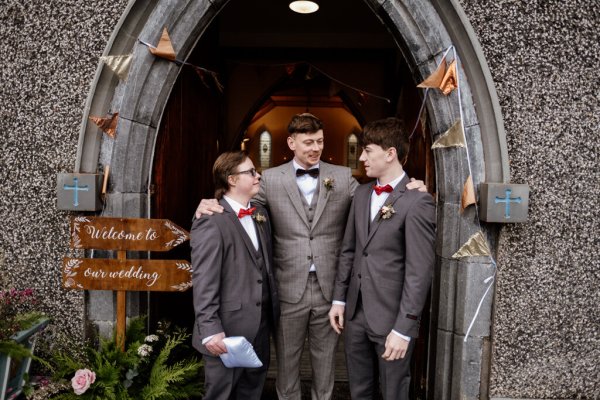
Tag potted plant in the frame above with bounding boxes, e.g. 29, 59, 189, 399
0, 288, 49, 400
32, 317, 203, 400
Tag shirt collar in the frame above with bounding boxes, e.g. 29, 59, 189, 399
377, 172, 406, 190
223, 196, 252, 214
293, 159, 320, 171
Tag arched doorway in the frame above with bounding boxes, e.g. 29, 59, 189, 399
149, 10, 435, 393
79, 0, 509, 398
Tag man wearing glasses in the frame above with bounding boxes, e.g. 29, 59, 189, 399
191, 151, 279, 400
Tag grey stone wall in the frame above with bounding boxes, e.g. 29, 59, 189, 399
0, 0, 128, 347
459, 0, 600, 398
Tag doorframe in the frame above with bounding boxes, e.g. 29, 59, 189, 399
76, 1, 508, 398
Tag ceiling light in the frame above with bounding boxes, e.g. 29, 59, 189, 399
289, 1, 319, 14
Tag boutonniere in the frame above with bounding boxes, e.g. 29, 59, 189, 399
323, 177, 335, 191
253, 212, 266, 224
380, 204, 395, 220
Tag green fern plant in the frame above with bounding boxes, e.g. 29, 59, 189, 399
43, 317, 203, 400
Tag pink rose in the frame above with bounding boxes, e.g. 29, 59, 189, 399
71, 368, 96, 395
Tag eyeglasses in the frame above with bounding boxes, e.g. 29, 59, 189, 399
230, 168, 258, 177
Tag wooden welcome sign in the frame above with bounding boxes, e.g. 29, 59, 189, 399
62, 216, 192, 350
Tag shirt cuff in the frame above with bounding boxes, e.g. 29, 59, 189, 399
202, 334, 215, 345
391, 330, 411, 342
332, 301, 346, 306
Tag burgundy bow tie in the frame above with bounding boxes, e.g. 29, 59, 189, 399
373, 184, 393, 195
296, 168, 319, 178
238, 207, 256, 219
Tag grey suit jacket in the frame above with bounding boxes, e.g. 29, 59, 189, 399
190, 200, 279, 355
254, 161, 358, 303
333, 175, 436, 337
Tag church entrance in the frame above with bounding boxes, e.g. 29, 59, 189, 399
148, 1, 435, 397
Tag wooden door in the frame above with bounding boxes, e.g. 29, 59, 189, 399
149, 64, 221, 331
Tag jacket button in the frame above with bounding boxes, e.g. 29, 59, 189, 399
363, 252, 368, 257
307, 256, 311, 260
257, 279, 263, 284
256, 302, 261, 307
310, 236, 314, 240
358, 274, 362, 279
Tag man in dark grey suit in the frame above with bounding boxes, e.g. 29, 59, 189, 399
191, 151, 280, 400
196, 114, 426, 400
329, 118, 436, 400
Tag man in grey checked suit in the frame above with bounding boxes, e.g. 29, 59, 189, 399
329, 118, 436, 400
196, 113, 425, 400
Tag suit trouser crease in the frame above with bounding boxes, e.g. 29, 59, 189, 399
344, 301, 414, 400
276, 274, 338, 400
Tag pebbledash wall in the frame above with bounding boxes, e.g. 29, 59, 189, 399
0, 0, 598, 399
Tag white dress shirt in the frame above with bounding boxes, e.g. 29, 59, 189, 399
224, 196, 259, 251
334, 172, 411, 342
293, 159, 319, 272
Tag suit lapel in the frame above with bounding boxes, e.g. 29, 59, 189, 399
221, 200, 261, 270
312, 162, 331, 227
364, 175, 409, 249
281, 162, 310, 228
254, 213, 272, 273
356, 184, 372, 247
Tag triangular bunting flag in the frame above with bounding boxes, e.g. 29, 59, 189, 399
149, 27, 176, 61
193, 67, 210, 88
210, 71, 224, 93
431, 119, 465, 149
89, 112, 119, 138
417, 57, 458, 95
417, 57, 447, 89
452, 232, 491, 258
461, 175, 476, 212
358, 92, 368, 106
100, 55, 132, 81
440, 60, 458, 95
285, 64, 296, 76
328, 81, 340, 97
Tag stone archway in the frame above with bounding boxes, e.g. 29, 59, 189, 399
77, 1, 509, 398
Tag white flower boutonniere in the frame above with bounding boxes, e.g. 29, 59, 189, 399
323, 178, 335, 191
253, 212, 266, 224
380, 204, 395, 220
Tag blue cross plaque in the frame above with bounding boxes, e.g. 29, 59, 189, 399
57, 173, 103, 211
479, 183, 529, 223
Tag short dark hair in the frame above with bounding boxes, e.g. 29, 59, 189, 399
359, 117, 410, 163
287, 113, 323, 136
212, 151, 248, 200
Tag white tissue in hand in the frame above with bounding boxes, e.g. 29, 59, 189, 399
219, 336, 263, 368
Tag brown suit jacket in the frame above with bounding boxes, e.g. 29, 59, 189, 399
333, 175, 436, 337
190, 200, 279, 355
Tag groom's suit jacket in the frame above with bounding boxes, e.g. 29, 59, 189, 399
333, 175, 436, 337
190, 200, 279, 356
255, 161, 358, 303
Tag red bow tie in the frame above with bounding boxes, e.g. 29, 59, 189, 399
238, 207, 256, 219
373, 184, 393, 195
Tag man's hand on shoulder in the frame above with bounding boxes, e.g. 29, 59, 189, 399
406, 178, 428, 193
195, 199, 224, 218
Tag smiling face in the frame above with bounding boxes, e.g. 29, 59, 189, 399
287, 129, 324, 169
228, 157, 261, 199
359, 143, 395, 179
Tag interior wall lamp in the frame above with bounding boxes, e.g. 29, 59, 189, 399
289, 1, 319, 14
